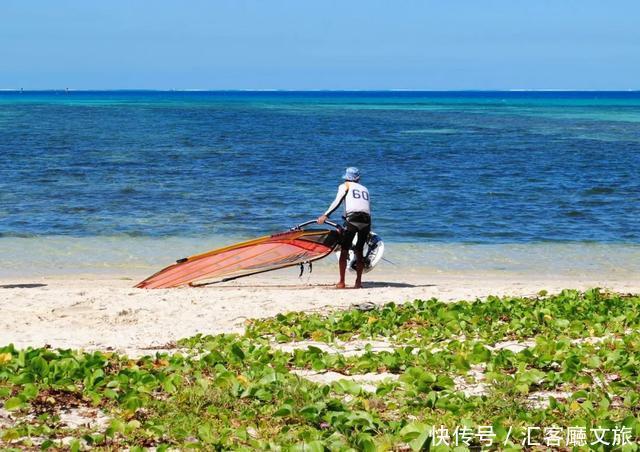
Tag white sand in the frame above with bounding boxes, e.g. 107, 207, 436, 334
1, 266, 638, 356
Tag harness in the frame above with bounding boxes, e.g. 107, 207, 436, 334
342, 181, 371, 230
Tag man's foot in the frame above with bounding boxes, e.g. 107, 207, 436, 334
354, 282, 363, 289
336, 282, 346, 289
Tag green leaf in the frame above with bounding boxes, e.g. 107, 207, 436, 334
127, 419, 142, 432
306, 440, 326, 452
259, 370, 278, 385
453, 355, 470, 372
30, 356, 50, 378
274, 404, 293, 417
299, 404, 320, 420
355, 433, 376, 452
1, 428, 20, 441
471, 343, 491, 362
411, 432, 432, 452
106, 419, 125, 437
40, 439, 54, 450
69, 439, 81, 452
231, 343, 245, 361
335, 379, 363, 395
554, 319, 570, 329
197, 423, 215, 444
254, 388, 272, 401
20, 383, 38, 400
4, 397, 24, 411
435, 375, 455, 390
400, 424, 421, 441
162, 379, 176, 393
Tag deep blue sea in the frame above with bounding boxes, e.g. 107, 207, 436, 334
1, 91, 639, 247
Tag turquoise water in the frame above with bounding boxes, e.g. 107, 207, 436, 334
1, 236, 638, 278
0, 91, 638, 275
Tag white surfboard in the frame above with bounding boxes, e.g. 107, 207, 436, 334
334, 232, 385, 273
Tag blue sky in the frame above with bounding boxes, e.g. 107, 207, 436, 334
1, 0, 638, 89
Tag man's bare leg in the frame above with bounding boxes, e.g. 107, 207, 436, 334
337, 249, 348, 289
354, 249, 364, 289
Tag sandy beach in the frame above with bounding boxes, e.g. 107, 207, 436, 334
2, 265, 638, 357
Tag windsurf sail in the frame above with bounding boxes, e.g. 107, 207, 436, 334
135, 220, 341, 289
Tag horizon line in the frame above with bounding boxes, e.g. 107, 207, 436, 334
1, 88, 640, 93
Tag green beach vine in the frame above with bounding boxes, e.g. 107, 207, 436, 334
1, 289, 639, 450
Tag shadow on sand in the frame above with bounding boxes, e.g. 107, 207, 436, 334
362, 282, 436, 289
0, 283, 48, 289
193, 283, 337, 289
193, 282, 433, 290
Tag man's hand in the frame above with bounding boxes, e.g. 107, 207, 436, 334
317, 215, 327, 224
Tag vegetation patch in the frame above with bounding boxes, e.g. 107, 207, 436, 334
1, 289, 639, 450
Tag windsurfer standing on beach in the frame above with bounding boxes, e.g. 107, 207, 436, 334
317, 167, 371, 289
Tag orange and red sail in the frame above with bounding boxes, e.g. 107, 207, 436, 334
135, 228, 339, 289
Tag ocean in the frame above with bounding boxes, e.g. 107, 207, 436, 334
1, 91, 639, 275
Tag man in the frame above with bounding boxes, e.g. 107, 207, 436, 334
317, 167, 371, 289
